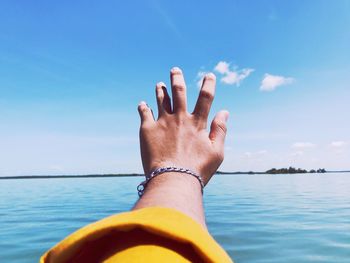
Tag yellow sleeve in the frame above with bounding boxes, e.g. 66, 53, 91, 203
40, 207, 233, 263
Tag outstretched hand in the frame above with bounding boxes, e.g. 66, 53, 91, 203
138, 67, 229, 185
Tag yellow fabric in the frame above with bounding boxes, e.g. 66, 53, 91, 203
40, 207, 233, 263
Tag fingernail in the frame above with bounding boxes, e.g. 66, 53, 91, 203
139, 101, 147, 107
156, 82, 166, 88
171, 67, 182, 74
205, 72, 216, 80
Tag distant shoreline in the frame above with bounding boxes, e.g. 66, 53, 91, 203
216, 170, 350, 175
0, 174, 143, 180
0, 170, 349, 180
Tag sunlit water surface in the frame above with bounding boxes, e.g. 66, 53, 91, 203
0, 173, 349, 262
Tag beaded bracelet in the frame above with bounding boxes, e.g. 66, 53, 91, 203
137, 166, 205, 197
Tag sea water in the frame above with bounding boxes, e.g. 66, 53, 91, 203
0, 173, 349, 262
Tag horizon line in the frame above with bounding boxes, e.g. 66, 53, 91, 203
1, 170, 350, 180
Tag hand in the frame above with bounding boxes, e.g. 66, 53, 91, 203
137, 67, 229, 185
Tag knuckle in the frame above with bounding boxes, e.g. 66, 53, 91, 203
200, 89, 214, 101
156, 92, 164, 101
138, 105, 149, 114
215, 120, 227, 134
174, 112, 185, 121
172, 84, 186, 93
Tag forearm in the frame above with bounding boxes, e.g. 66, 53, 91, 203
133, 172, 206, 229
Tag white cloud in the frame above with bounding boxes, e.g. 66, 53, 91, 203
221, 68, 254, 85
214, 61, 254, 86
214, 61, 230, 74
260, 73, 294, 91
330, 141, 347, 148
292, 142, 316, 149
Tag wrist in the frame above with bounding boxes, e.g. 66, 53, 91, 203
138, 167, 204, 197
145, 161, 216, 186
145, 171, 202, 193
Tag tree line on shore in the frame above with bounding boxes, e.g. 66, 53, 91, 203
266, 167, 326, 174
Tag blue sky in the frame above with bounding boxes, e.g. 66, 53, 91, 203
0, 0, 349, 175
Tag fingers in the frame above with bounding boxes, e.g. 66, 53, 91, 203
209, 110, 229, 149
155, 82, 172, 118
170, 67, 187, 113
138, 101, 155, 125
193, 73, 216, 127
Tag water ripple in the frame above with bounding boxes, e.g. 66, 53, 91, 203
0, 174, 349, 262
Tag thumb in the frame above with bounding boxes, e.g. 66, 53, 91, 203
209, 110, 229, 149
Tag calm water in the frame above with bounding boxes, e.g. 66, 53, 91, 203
0, 173, 349, 262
